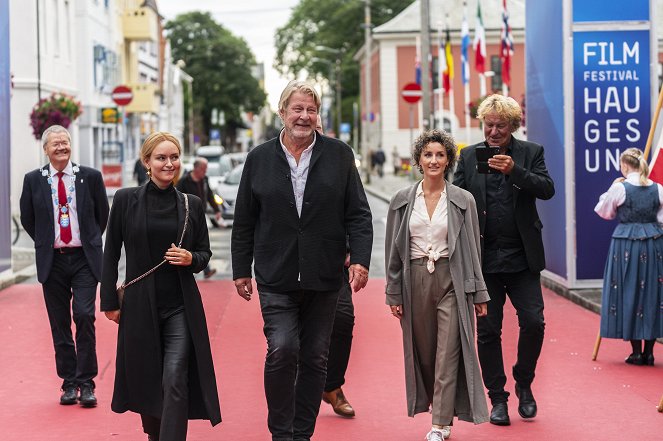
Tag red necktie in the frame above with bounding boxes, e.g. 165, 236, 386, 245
57, 172, 72, 244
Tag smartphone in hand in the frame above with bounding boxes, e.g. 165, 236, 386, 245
476, 143, 500, 174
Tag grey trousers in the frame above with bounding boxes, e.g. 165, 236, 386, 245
410, 257, 461, 426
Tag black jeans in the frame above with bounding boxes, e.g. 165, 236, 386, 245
325, 271, 355, 392
477, 270, 545, 404
141, 307, 191, 441
42, 249, 98, 387
259, 289, 340, 441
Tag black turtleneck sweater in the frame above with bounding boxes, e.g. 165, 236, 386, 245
146, 181, 183, 308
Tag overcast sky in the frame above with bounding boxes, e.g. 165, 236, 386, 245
158, 0, 300, 110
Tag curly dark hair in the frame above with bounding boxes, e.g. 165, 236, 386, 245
412, 129, 457, 177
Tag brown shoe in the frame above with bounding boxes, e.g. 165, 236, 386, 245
322, 387, 355, 417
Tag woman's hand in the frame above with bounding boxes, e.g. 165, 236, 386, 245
105, 310, 120, 324
474, 302, 488, 317
165, 243, 193, 266
390, 304, 403, 319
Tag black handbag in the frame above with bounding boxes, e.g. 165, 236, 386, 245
117, 193, 190, 307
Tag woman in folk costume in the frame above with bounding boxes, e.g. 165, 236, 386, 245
385, 129, 489, 441
595, 147, 663, 366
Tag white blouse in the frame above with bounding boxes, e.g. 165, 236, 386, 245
594, 172, 663, 223
409, 181, 448, 273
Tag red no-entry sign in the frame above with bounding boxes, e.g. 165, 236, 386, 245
401, 82, 422, 104
111, 85, 133, 106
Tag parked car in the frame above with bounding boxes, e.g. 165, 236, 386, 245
196, 145, 225, 162
215, 163, 244, 224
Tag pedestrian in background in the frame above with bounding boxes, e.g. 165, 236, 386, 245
176, 156, 221, 278
595, 147, 663, 366
134, 157, 148, 185
385, 129, 489, 441
232, 81, 373, 441
19, 124, 109, 407
454, 94, 555, 426
315, 115, 357, 418
373, 145, 386, 178
100, 132, 221, 441
392, 145, 401, 176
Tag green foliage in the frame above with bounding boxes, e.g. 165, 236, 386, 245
166, 12, 266, 145
274, 0, 411, 126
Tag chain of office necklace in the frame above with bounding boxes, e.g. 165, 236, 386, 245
42, 166, 79, 217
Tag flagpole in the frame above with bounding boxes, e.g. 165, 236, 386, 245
464, 83, 470, 143
437, 23, 444, 132
643, 85, 663, 161
462, 1, 471, 144
416, 34, 424, 132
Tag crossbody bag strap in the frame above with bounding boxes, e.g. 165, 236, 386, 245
120, 193, 190, 289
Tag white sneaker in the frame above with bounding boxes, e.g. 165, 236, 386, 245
425, 429, 444, 441
440, 426, 451, 439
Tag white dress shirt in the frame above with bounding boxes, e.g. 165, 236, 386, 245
50, 161, 82, 248
594, 172, 663, 223
279, 130, 316, 217
409, 181, 448, 273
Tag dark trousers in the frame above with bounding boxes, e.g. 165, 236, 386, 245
324, 271, 355, 392
259, 289, 340, 441
41, 249, 98, 387
141, 307, 191, 441
477, 270, 545, 404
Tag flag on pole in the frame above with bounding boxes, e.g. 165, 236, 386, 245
473, 1, 486, 75
500, 0, 514, 87
442, 27, 454, 93
461, 4, 470, 85
415, 36, 422, 85
649, 129, 663, 184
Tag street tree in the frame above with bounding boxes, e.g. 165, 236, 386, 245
166, 12, 266, 149
274, 0, 410, 137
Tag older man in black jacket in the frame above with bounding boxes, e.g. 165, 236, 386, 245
454, 94, 554, 427
232, 81, 373, 441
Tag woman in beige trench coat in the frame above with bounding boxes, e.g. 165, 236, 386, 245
385, 130, 489, 440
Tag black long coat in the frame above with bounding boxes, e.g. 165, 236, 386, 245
100, 185, 221, 425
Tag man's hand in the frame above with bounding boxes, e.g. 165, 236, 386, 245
105, 310, 120, 324
488, 154, 514, 174
390, 304, 403, 319
234, 277, 253, 301
474, 302, 488, 317
348, 264, 369, 292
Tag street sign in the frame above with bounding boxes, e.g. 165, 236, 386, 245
101, 107, 119, 124
111, 85, 133, 106
401, 82, 422, 104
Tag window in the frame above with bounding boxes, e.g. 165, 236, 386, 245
491, 55, 502, 91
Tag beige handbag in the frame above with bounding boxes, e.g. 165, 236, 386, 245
117, 193, 190, 307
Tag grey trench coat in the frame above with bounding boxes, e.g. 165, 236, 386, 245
385, 181, 489, 424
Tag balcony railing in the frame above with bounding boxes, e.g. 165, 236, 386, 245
122, 7, 158, 42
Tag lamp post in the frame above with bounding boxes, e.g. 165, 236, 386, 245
313, 45, 342, 136
310, 57, 335, 131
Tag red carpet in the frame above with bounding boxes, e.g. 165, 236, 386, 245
0, 279, 661, 440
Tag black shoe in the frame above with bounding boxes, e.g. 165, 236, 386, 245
204, 268, 217, 279
60, 386, 78, 405
78, 383, 97, 407
625, 352, 645, 365
643, 353, 655, 366
489, 402, 511, 426
515, 384, 537, 419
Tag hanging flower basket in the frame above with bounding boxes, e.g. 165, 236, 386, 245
29, 92, 83, 140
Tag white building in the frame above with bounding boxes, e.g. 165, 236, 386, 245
74, 0, 123, 170
10, 0, 80, 214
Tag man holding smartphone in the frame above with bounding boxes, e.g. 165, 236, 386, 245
453, 94, 554, 427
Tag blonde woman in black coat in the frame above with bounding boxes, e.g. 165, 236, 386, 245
100, 132, 221, 441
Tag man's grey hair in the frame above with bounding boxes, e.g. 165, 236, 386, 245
41, 125, 71, 148
193, 156, 208, 169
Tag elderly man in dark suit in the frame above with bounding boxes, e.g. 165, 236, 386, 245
453, 94, 554, 426
232, 81, 373, 441
20, 125, 109, 407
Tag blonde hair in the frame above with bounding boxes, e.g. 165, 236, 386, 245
476, 94, 522, 132
278, 80, 321, 114
140, 132, 183, 185
620, 147, 649, 185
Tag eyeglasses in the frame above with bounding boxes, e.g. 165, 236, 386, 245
49, 141, 71, 148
